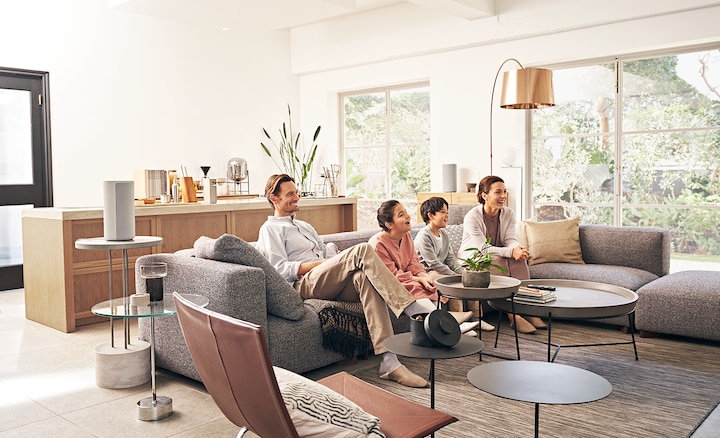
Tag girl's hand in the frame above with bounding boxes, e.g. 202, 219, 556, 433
417, 276, 436, 292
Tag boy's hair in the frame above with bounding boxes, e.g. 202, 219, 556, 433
420, 197, 449, 224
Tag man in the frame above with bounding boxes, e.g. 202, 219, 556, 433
257, 174, 466, 388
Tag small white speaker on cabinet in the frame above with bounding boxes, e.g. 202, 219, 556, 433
442, 164, 457, 192
103, 181, 135, 241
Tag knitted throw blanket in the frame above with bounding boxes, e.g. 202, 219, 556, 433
305, 300, 372, 358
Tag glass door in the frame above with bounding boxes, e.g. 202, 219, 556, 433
0, 69, 52, 290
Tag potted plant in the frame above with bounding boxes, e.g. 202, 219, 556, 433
260, 104, 321, 195
458, 238, 508, 288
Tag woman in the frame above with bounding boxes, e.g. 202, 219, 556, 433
459, 175, 546, 334
369, 199, 478, 333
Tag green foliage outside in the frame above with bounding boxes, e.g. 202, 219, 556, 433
343, 86, 430, 202
532, 50, 720, 261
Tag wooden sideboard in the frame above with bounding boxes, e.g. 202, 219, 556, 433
22, 197, 357, 332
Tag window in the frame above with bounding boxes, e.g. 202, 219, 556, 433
342, 83, 430, 230
531, 48, 720, 271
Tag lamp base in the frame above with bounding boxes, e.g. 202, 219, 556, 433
137, 396, 173, 421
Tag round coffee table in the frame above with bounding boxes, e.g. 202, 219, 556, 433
468, 360, 612, 438
435, 275, 521, 360
488, 279, 639, 362
383, 333, 483, 409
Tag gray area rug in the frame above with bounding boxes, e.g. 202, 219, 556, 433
332, 320, 720, 437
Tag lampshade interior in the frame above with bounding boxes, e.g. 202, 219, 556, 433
500, 68, 555, 109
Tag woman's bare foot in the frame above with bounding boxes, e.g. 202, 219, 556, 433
508, 314, 536, 334
526, 316, 547, 329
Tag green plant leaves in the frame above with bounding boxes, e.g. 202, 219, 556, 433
261, 105, 322, 192
458, 238, 509, 274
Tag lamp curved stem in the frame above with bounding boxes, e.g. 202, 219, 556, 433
489, 58, 524, 175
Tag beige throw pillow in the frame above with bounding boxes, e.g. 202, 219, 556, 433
524, 217, 584, 266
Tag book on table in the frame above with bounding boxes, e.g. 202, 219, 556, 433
512, 294, 557, 304
513, 286, 557, 303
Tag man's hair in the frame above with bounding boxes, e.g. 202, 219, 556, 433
376, 199, 401, 232
478, 175, 505, 204
420, 196, 449, 224
264, 174, 294, 207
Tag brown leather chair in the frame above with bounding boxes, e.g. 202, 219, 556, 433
174, 292, 457, 438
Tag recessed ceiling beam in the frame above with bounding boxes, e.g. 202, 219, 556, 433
407, 0, 495, 20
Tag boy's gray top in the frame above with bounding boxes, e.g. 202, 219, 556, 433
414, 225, 463, 275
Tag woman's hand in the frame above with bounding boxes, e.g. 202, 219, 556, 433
512, 245, 529, 262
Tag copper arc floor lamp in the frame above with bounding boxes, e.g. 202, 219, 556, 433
489, 58, 555, 175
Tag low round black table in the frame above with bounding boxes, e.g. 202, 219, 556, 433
435, 274, 521, 360
384, 333, 483, 409
467, 360, 612, 437
488, 279, 639, 362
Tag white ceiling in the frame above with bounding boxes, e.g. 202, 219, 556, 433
108, 0, 496, 31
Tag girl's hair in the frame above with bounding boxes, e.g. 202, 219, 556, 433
420, 197, 449, 224
477, 175, 505, 204
377, 199, 401, 231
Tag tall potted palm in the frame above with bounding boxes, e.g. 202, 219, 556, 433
260, 104, 321, 195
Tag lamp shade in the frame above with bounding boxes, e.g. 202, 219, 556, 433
500, 68, 555, 109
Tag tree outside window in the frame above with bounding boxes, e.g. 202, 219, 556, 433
342, 84, 430, 230
531, 49, 720, 271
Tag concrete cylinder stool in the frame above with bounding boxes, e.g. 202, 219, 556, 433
634, 270, 720, 342
95, 341, 151, 388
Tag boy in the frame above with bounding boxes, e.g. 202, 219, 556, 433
414, 197, 495, 331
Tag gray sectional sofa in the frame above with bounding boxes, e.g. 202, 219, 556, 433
136, 203, 716, 383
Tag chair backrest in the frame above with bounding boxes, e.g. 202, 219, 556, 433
174, 292, 299, 438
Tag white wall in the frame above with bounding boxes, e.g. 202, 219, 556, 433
293, 0, 720, 209
3, 0, 719, 207
0, 0, 299, 206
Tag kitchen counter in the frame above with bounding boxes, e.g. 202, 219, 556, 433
22, 197, 357, 332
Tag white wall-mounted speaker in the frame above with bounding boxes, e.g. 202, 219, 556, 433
103, 181, 135, 241
442, 164, 457, 192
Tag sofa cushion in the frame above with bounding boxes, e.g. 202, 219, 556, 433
523, 217, 584, 266
529, 262, 659, 291
194, 234, 305, 321
273, 366, 384, 437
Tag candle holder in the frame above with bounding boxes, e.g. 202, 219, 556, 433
140, 263, 167, 302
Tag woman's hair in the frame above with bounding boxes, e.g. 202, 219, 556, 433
377, 199, 401, 231
420, 196, 449, 224
264, 173, 294, 207
477, 175, 505, 204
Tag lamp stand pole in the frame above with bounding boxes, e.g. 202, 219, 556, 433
489, 58, 524, 175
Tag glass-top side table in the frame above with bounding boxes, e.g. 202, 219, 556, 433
75, 236, 164, 390
93, 293, 209, 421
75, 236, 164, 349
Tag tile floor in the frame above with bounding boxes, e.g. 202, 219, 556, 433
4, 287, 718, 437
0, 288, 247, 437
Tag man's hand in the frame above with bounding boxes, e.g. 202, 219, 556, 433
298, 259, 326, 276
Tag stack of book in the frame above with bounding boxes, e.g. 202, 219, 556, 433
513, 285, 557, 304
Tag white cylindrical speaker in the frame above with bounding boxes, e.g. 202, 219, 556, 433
442, 164, 457, 192
103, 181, 135, 241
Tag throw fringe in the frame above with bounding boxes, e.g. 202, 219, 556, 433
317, 307, 372, 358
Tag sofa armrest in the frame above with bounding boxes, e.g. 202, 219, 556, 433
135, 253, 269, 328
579, 225, 670, 277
